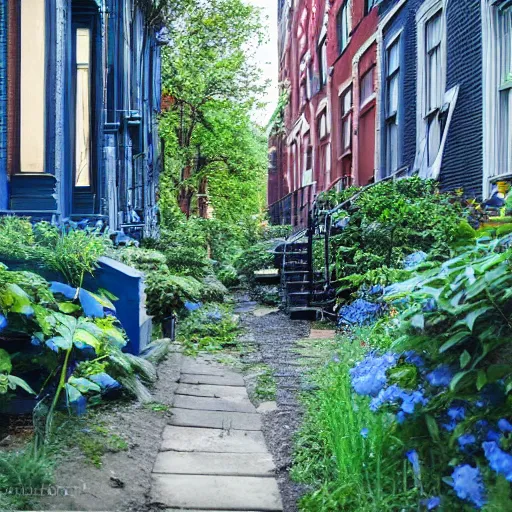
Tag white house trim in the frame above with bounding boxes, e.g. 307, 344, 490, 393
415, 0, 448, 179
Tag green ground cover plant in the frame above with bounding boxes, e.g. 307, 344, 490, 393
177, 304, 240, 354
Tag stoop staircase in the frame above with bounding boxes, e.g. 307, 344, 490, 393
276, 223, 335, 319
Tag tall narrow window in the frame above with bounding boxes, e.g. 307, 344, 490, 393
318, 110, 328, 140
425, 12, 443, 165
386, 39, 400, 174
365, 0, 377, 16
497, 7, 512, 176
75, 28, 92, 187
20, 0, 46, 173
360, 68, 375, 107
340, 87, 352, 153
318, 36, 328, 88
337, 2, 349, 54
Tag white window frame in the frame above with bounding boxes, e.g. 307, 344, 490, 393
415, 0, 447, 178
482, 0, 512, 198
385, 33, 402, 175
339, 84, 353, 155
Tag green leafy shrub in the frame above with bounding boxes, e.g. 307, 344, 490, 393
234, 241, 275, 283
217, 264, 240, 288
178, 304, 239, 353
261, 224, 293, 241
145, 272, 203, 323
0, 218, 111, 287
201, 275, 228, 303
323, 178, 463, 300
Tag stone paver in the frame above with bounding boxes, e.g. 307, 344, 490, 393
170, 408, 262, 431
151, 474, 283, 511
153, 451, 275, 476
150, 355, 282, 511
173, 394, 256, 413
180, 373, 245, 386
177, 383, 249, 399
160, 426, 268, 453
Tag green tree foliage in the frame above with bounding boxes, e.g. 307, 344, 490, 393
159, 0, 268, 227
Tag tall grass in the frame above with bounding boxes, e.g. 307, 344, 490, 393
292, 341, 417, 511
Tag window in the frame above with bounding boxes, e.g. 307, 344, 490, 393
496, 7, 512, 176
360, 68, 375, 107
337, 2, 349, 54
8, 0, 47, 174
75, 28, 92, 187
340, 87, 352, 153
318, 36, 328, 88
424, 11, 443, 166
318, 110, 328, 140
385, 39, 400, 174
416, 2, 446, 175
482, 1, 512, 193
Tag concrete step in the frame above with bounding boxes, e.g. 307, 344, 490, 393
151, 474, 283, 511
153, 451, 275, 477
170, 408, 262, 431
160, 426, 268, 453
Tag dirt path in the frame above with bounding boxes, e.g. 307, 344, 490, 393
235, 297, 312, 512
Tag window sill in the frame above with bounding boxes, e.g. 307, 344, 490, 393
359, 98, 376, 116
11, 173, 56, 179
338, 149, 352, 160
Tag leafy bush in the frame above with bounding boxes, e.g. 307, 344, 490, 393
321, 178, 463, 301
234, 241, 275, 283
216, 265, 240, 288
338, 234, 512, 510
178, 304, 239, 353
0, 265, 155, 435
201, 275, 228, 303
261, 224, 293, 241
0, 218, 111, 287
145, 272, 203, 324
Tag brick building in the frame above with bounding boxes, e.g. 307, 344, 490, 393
269, 0, 512, 227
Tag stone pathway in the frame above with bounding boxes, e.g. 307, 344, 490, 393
150, 356, 284, 511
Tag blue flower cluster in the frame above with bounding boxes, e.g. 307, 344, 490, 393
451, 464, 486, 509
483, 441, 512, 481
338, 299, 384, 326
0, 313, 7, 332
426, 365, 453, 387
403, 251, 428, 270
350, 352, 397, 396
370, 384, 428, 417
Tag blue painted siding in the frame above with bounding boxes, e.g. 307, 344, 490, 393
1, 0, 162, 232
442, 0, 483, 197
0, 0, 7, 209
379, 0, 484, 197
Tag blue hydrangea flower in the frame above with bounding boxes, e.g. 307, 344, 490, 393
0, 314, 8, 332
370, 385, 427, 415
487, 429, 503, 442
421, 497, 441, 510
483, 442, 512, 482
396, 411, 406, 424
498, 419, 512, 433
406, 449, 420, 475
426, 365, 453, 387
350, 352, 398, 397
46, 339, 59, 353
360, 428, 369, 439
404, 350, 425, 368
447, 403, 466, 421
458, 433, 476, 449
401, 390, 428, 414
370, 384, 404, 411
451, 465, 486, 508
339, 299, 384, 325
